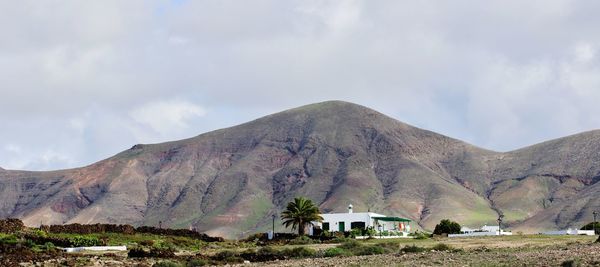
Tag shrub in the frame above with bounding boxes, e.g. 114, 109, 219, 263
353, 245, 385, 255
153, 261, 182, 267
561, 258, 581, 267
30, 229, 48, 238
376, 241, 400, 253
186, 259, 209, 267
68, 235, 103, 247
410, 231, 429, 240
401, 244, 426, 253
24, 239, 36, 248
128, 247, 176, 258
349, 228, 362, 238
282, 247, 316, 258
324, 247, 352, 257
329, 236, 351, 244
320, 230, 332, 239
339, 239, 362, 250
365, 228, 377, 237
139, 239, 155, 246
431, 243, 454, 251
213, 250, 243, 263
433, 219, 461, 235
128, 247, 148, 258
289, 235, 317, 245
154, 241, 177, 251
0, 234, 18, 245
43, 242, 56, 251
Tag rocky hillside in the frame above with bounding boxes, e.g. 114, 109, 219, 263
0, 101, 598, 238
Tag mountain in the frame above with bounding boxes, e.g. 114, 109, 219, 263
0, 101, 598, 238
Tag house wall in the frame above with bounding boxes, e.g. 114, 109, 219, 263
316, 213, 383, 232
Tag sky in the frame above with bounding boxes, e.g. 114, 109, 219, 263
2, 0, 600, 171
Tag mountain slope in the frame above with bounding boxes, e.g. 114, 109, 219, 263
0, 101, 598, 238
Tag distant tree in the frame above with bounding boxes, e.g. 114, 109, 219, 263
580, 222, 600, 235
281, 197, 323, 235
433, 219, 461, 235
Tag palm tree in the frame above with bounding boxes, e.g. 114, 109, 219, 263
281, 197, 323, 235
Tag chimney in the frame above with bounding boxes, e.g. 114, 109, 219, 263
348, 204, 353, 214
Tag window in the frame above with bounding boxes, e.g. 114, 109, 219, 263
322, 222, 330, 231
350, 221, 366, 230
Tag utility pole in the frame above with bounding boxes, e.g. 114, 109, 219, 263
497, 214, 504, 235
593, 211, 598, 235
272, 214, 276, 239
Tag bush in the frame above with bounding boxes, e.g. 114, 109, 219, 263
213, 250, 243, 263
431, 243, 454, 251
153, 261, 182, 267
401, 244, 427, 253
349, 228, 362, 238
139, 239, 155, 246
324, 247, 352, 257
365, 228, 377, 237
68, 235, 103, 247
353, 245, 385, 255
43, 242, 56, 251
289, 235, 317, 245
561, 258, 581, 267
186, 259, 209, 267
433, 219, 461, 235
128, 247, 176, 258
0, 234, 18, 245
339, 239, 362, 250
328, 236, 351, 244
128, 247, 147, 258
409, 231, 429, 240
282, 247, 316, 258
375, 241, 400, 253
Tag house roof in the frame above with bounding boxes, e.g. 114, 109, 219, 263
372, 216, 411, 222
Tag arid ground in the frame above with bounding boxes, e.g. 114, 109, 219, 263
6, 235, 598, 267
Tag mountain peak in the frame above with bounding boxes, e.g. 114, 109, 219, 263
279, 100, 379, 116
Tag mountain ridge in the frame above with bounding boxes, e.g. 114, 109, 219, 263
0, 100, 598, 238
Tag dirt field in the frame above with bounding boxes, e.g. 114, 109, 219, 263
7, 235, 600, 266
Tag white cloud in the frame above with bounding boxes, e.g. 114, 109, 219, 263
129, 100, 207, 136
573, 42, 596, 63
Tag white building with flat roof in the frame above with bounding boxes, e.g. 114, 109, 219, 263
311, 204, 412, 234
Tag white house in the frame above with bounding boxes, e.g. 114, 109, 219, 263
311, 204, 412, 235
449, 224, 512, 237
480, 225, 500, 233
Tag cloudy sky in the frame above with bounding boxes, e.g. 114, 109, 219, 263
2, 0, 600, 171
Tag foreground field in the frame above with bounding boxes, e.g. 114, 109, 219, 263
3, 233, 597, 267
243, 236, 600, 267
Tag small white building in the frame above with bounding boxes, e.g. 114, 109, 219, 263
542, 228, 595, 236
312, 204, 412, 235
449, 224, 512, 237
480, 225, 500, 233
